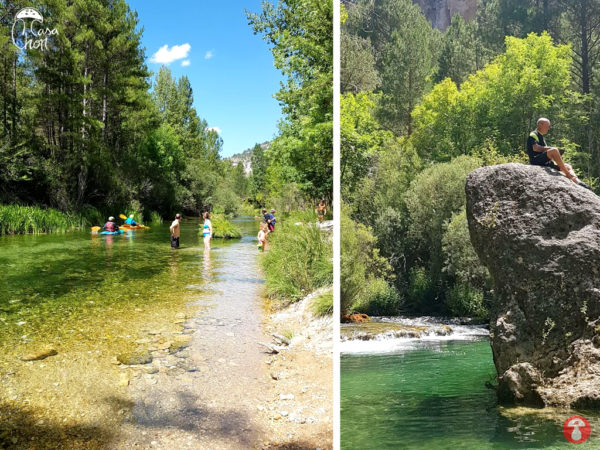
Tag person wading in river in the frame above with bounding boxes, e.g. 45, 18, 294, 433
202, 211, 213, 250
170, 213, 181, 249
316, 199, 326, 223
257, 222, 268, 252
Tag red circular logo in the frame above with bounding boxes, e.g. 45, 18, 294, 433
563, 416, 591, 444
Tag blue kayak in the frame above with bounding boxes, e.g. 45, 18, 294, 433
100, 230, 124, 235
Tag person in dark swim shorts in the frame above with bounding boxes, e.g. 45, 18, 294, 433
527, 118, 591, 190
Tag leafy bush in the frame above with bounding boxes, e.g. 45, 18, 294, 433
239, 202, 259, 217
403, 155, 481, 302
446, 283, 487, 318
411, 32, 576, 161
442, 209, 490, 292
406, 266, 436, 312
265, 182, 308, 216
341, 205, 393, 313
209, 214, 242, 239
353, 277, 402, 316
261, 215, 333, 304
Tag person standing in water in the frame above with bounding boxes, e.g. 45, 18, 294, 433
316, 199, 327, 222
170, 213, 181, 249
257, 222, 268, 251
202, 211, 213, 250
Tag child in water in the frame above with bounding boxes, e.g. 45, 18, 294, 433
257, 223, 268, 251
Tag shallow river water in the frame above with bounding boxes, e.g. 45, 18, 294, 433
0, 217, 262, 448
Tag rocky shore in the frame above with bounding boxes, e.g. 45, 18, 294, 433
466, 163, 600, 408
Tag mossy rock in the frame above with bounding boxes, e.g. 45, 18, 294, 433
168, 336, 192, 354
117, 349, 153, 365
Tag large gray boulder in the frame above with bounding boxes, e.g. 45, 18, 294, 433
466, 163, 600, 408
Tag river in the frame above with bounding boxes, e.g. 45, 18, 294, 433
0, 217, 265, 448
341, 317, 600, 449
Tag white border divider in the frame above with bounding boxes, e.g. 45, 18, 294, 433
333, 0, 341, 448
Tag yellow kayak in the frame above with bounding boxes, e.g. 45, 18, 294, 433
121, 224, 149, 230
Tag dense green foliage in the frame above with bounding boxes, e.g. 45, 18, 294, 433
261, 213, 333, 304
1, 0, 332, 229
411, 33, 577, 162
340, 206, 398, 314
209, 215, 242, 239
342, 0, 600, 317
247, 0, 333, 203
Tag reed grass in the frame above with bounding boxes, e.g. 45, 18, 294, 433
148, 211, 163, 224
0, 204, 87, 235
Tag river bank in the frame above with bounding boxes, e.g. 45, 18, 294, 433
0, 217, 332, 449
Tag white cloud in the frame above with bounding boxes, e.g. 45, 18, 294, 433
207, 126, 221, 134
150, 43, 191, 64
204, 50, 214, 60
181, 60, 190, 67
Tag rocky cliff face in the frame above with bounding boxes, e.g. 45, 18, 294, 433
466, 163, 600, 408
228, 141, 270, 176
414, 0, 477, 30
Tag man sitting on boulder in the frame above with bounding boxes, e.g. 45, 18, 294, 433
527, 118, 591, 190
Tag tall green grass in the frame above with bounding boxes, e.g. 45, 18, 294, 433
0, 205, 87, 235
148, 211, 163, 224
261, 211, 333, 304
311, 288, 334, 316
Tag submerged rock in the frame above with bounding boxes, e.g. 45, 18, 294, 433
117, 350, 153, 365
168, 336, 191, 354
20, 347, 58, 361
466, 163, 600, 408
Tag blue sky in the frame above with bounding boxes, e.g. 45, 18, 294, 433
127, 0, 284, 157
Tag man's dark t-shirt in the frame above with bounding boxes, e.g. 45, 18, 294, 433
527, 130, 546, 163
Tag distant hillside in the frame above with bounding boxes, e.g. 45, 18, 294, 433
228, 142, 271, 176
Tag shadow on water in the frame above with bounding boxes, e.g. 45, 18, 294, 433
126, 391, 258, 447
0, 401, 115, 450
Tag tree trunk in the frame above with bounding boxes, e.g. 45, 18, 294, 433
11, 52, 16, 141
82, 50, 88, 140
580, 10, 590, 94
2, 54, 6, 136
102, 69, 107, 140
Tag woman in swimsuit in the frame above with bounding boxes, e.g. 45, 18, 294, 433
202, 211, 212, 250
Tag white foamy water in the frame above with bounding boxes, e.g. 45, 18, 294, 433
340, 316, 489, 355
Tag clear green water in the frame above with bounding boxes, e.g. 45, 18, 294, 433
0, 217, 261, 447
341, 338, 600, 449
0, 217, 258, 353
